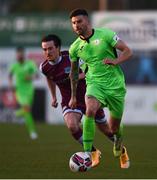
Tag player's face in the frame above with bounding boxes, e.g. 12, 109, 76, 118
16, 51, 24, 62
71, 15, 89, 36
42, 41, 60, 61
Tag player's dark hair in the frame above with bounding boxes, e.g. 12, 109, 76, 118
69, 9, 88, 19
41, 34, 61, 48
16, 46, 24, 52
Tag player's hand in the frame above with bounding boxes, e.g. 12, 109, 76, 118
51, 99, 58, 108
103, 58, 118, 65
25, 75, 32, 81
79, 72, 85, 80
69, 96, 77, 109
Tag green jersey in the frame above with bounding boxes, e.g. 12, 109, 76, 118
69, 28, 126, 90
9, 60, 37, 90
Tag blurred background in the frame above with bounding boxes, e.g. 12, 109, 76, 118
0, 0, 157, 179
0, 0, 157, 125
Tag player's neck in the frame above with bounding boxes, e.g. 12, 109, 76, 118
18, 59, 24, 64
49, 56, 61, 65
80, 29, 94, 42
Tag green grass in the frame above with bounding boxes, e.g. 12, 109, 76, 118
0, 123, 157, 179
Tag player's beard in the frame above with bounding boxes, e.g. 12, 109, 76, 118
75, 27, 84, 36
76, 26, 88, 37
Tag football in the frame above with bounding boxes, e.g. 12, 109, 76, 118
69, 152, 92, 172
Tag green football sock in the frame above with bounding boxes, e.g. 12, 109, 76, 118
83, 116, 95, 152
116, 123, 123, 139
114, 123, 124, 151
23, 111, 37, 134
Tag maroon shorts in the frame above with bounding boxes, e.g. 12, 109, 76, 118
62, 105, 107, 124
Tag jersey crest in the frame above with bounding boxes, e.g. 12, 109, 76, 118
93, 39, 100, 45
64, 66, 71, 74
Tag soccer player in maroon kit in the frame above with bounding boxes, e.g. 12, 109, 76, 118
40, 34, 114, 167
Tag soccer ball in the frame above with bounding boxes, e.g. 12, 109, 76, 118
69, 152, 92, 172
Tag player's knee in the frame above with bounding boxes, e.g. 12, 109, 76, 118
67, 123, 79, 134
86, 108, 97, 117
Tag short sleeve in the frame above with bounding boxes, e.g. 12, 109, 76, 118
69, 43, 78, 62
104, 28, 120, 47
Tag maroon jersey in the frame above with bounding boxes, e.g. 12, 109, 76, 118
40, 51, 86, 112
40, 51, 105, 121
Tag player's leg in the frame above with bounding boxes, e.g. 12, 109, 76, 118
83, 83, 104, 167
108, 93, 130, 168
22, 105, 38, 139
63, 109, 83, 144
95, 108, 115, 142
109, 116, 130, 168
83, 96, 100, 152
90, 108, 108, 167
95, 108, 128, 168
94, 107, 126, 168
108, 116, 123, 157
99, 111, 130, 169
107, 93, 125, 157
63, 107, 97, 151
16, 90, 38, 139
15, 91, 26, 117
96, 122, 114, 142
64, 107, 102, 167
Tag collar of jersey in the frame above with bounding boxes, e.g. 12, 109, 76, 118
80, 29, 94, 43
48, 56, 62, 65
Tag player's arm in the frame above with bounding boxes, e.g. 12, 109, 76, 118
25, 73, 38, 81
25, 61, 38, 81
104, 40, 132, 65
78, 59, 87, 79
8, 72, 14, 89
69, 60, 79, 109
46, 78, 58, 108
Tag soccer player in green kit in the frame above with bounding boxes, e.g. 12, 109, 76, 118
68, 9, 132, 169
8, 47, 38, 140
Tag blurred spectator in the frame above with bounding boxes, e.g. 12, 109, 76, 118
136, 51, 156, 84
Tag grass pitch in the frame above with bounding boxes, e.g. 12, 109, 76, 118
0, 123, 157, 179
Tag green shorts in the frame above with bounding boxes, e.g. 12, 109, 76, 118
86, 83, 126, 119
16, 87, 34, 106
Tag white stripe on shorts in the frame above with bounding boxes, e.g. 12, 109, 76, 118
63, 106, 83, 117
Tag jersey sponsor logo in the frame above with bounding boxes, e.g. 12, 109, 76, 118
64, 66, 71, 74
